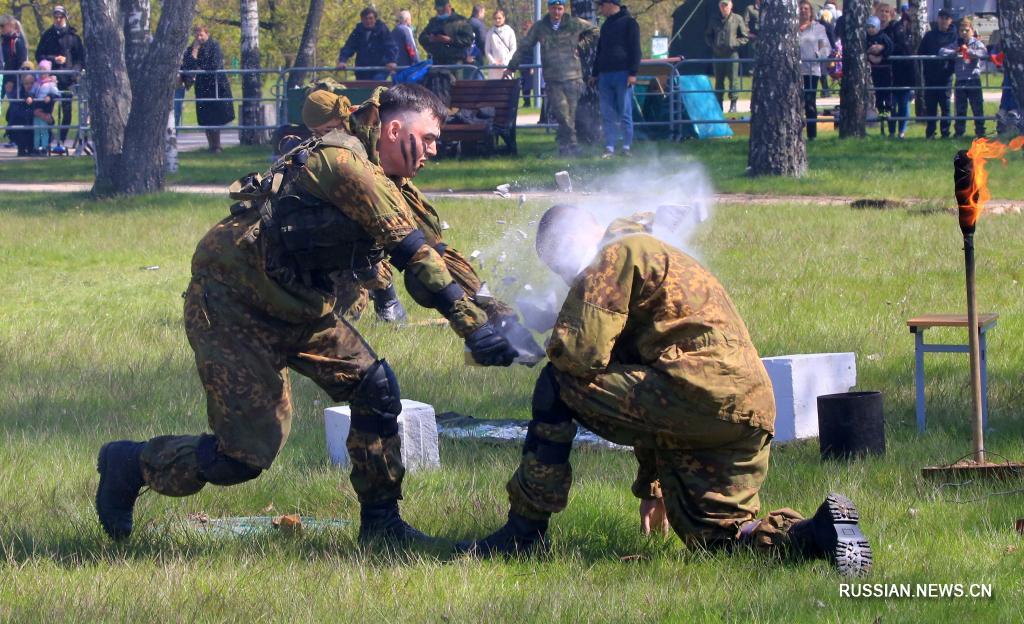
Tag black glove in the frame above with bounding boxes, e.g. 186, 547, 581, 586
465, 322, 518, 367
370, 285, 408, 323
496, 316, 546, 367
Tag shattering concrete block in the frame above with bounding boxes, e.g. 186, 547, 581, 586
760, 353, 857, 443
324, 400, 440, 471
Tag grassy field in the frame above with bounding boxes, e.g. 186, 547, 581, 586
5, 125, 1024, 201
1, 189, 1022, 621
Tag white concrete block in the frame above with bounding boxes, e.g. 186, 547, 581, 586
324, 399, 440, 471
760, 353, 857, 443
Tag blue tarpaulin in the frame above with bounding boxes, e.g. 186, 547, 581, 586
676, 75, 733, 139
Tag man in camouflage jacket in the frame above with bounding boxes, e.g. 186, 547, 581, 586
459, 205, 873, 577
505, 0, 599, 155
95, 84, 523, 545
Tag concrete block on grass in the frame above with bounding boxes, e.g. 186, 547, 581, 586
325, 399, 440, 471
761, 353, 857, 443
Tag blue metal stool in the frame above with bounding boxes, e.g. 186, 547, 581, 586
907, 313, 998, 433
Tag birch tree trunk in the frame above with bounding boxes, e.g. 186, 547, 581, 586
81, 0, 196, 195
240, 0, 266, 144
287, 0, 325, 89
838, 0, 871, 137
998, 0, 1024, 117
747, 0, 806, 177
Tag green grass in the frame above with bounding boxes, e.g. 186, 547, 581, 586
1, 191, 1022, 621
5, 124, 1024, 201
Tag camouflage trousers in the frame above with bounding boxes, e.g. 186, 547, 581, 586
139, 277, 405, 505
546, 79, 584, 148
507, 363, 798, 546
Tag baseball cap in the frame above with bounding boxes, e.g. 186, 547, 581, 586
53, 5, 67, 16
866, 16, 881, 29
937, 8, 953, 18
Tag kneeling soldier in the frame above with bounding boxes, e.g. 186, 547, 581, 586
95, 84, 523, 544
459, 205, 873, 576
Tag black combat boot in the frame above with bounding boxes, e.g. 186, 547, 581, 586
370, 285, 408, 323
787, 493, 873, 577
95, 440, 147, 540
358, 500, 436, 545
454, 512, 550, 558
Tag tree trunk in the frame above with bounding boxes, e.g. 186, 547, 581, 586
28, 0, 45, 34
239, 0, 266, 144
998, 0, 1024, 116
81, 0, 196, 195
747, 0, 806, 177
287, 0, 325, 89
838, 0, 871, 137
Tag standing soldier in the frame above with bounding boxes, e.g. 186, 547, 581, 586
420, 0, 476, 67
458, 205, 873, 577
704, 0, 748, 113
94, 84, 523, 544
504, 0, 599, 156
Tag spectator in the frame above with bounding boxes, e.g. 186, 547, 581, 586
419, 0, 475, 67
887, 13, 916, 138
940, 18, 987, 138
817, 8, 836, 96
2, 15, 28, 107
592, 0, 640, 158
797, 0, 830, 140
484, 9, 517, 79
28, 58, 60, 154
990, 32, 1021, 133
181, 24, 234, 153
823, 2, 841, 19
741, 0, 761, 76
918, 9, 957, 139
505, 0, 599, 156
5, 61, 34, 155
393, 9, 420, 67
865, 16, 893, 133
336, 8, 398, 80
519, 20, 536, 106
705, 0, 749, 113
35, 5, 84, 153
571, 0, 597, 22
468, 5, 488, 66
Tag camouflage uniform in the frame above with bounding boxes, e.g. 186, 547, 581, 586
506, 218, 799, 547
140, 93, 492, 505
705, 12, 750, 106
419, 12, 475, 66
507, 15, 599, 151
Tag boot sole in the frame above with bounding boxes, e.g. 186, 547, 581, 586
814, 493, 872, 577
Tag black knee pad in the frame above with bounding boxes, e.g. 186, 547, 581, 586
196, 434, 263, 486
531, 364, 573, 425
350, 359, 401, 437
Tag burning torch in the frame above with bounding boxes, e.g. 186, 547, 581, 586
953, 148, 985, 463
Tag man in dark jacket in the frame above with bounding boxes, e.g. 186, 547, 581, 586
34, 5, 84, 149
337, 8, 399, 80
917, 9, 957, 139
592, 0, 640, 158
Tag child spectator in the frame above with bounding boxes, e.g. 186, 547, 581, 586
940, 18, 987, 138
27, 59, 60, 154
865, 16, 893, 134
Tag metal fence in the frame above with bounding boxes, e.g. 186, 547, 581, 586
0, 55, 1009, 154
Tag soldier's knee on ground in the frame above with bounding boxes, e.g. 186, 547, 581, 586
350, 359, 402, 436
196, 434, 263, 486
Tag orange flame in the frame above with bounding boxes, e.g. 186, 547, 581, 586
958, 138, 1024, 229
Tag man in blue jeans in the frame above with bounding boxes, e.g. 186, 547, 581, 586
591, 0, 641, 158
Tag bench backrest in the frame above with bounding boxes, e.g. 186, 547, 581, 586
448, 79, 520, 128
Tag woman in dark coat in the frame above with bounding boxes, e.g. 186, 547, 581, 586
181, 24, 234, 152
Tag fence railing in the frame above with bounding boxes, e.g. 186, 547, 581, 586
0, 54, 1010, 154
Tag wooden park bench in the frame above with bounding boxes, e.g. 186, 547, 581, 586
440, 79, 521, 156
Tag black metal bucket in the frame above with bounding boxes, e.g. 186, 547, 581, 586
817, 391, 885, 460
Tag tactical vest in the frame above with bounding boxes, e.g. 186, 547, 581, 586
228, 131, 385, 292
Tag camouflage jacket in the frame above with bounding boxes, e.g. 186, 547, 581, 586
547, 219, 775, 431
508, 15, 599, 82
419, 12, 475, 66
704, 12, 749, 57
191, 89, 488, 337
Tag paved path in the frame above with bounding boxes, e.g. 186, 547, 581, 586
0, 128, 240, 163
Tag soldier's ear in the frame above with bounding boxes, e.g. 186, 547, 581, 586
382, 118, 403, 143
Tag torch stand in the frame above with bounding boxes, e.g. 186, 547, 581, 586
922, 150, 1024, 480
